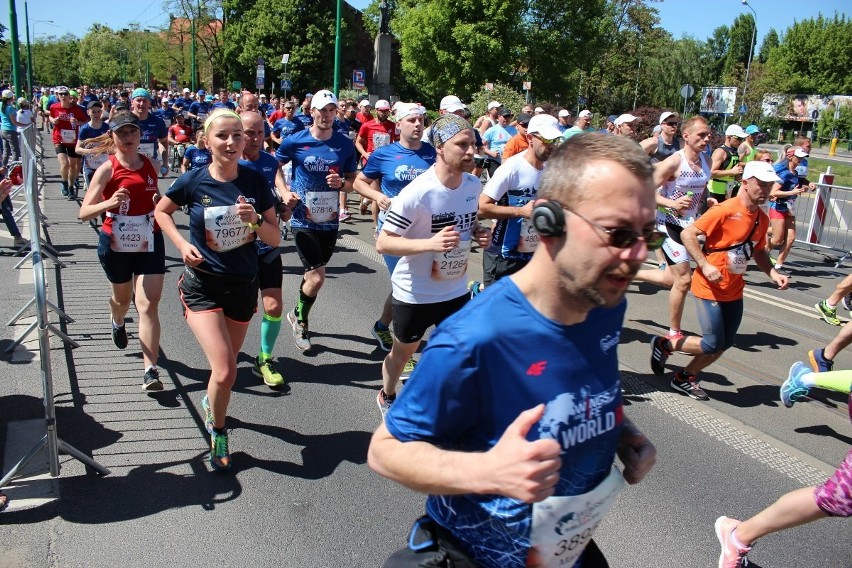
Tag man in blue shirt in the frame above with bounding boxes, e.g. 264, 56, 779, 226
129, 88, 169, 178
369, 133, 658, 568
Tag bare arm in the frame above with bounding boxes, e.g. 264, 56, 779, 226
78, 162, 118, 221
352, 173, 390, 209
376, 226, 459, 257
639, 136, 658, 156
478, 192, 532, 220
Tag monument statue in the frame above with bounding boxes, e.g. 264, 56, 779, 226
379, 1, 390, 35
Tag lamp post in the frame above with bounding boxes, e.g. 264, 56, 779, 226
333, 0, 342, 96
741, 0, 757, 116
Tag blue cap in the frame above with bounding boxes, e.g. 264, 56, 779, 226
197, 90, 205, 96
745, 124, 760, 135
305, 92, 314, 98
131, 88, 152, 100
205, 95, 214, 102
607, 115, 617, 123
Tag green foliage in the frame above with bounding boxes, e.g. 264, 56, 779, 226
758, 28, 779, 64
78, 25, 128, 86
723, 14, 754, 80
816, 104, 852, 140
31, 35, 80, 87
468, 83, 527, 119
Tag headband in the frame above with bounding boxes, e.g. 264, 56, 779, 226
428, 114, 472, 147
204, 109, 243, 133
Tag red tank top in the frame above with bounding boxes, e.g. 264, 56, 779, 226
101, 155, 160, 235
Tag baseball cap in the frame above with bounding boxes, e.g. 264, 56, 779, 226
742, 161, 781, 182
527, 114, 563, 140
745, 124, 760, 135
183, 87, 190, 93
1, 89, 13, 100
86, 100, 103, 109
197, 90, 206, 96
725, 124, 748, 139
205, 95, 214, 102
515, 113, 532, 126
614, 114, 638, 126
305, 92, 314, 98
558, 109, 571, 118
500, 108, 513, 118
375, 99, 391, 110
358, 99, 371, 108
787, 146, 809, 158
56, 86, 69, 94
259, 94, 267, 98
659, 111, 679, 124
69, 89, 78, 97
439, 95, 466, 113
311, 89, 338, 110
487, 101, 502, 110
109, 113, 140, 132
578, 109, 592, 118
534, 106, 545, 113
606, 115, 617, 124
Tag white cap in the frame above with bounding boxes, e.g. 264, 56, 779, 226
259, 94, 267, 98
395, 102, 425, 121
310, 89, 338, 110
375, 99, 391, 110
725, 124, 748, 139
534, 106, 545, 113
558, 109, 571, 118
392, 101, 403, 111
439, 95, 466, 113
743, 161, 782, 182
487, 100, 502, 110
358, 99, 371, 108
659, 111, 679, 124
578, 109, 592, 118
614, 113, 638, 126
527, 114, 563, 139
183, 87, 190, 93
792, 147, 809, 158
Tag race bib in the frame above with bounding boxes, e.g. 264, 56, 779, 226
110, 214, 154, 253
204, 204, 254, 252
372, 132, 391, 149
196, 112, 208, 124
305, 190, 337, 223
517, 217, 540, 253
138, 142, 157, 159
60, 129, 76, 143
530, 467, 626, 568
727, 246, 749, 275
431, 240, 470, 281
86, 153, 108, 170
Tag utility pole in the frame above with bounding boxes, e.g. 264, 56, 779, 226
8, 0, 22, 98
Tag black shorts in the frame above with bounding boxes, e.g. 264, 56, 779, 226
482, 250, 529, 286
392, 294, 469, 344
292, 227, 337, 271
55, 144, 80, 159
178, 267, 259, 323
258, 251, 283, 290
97, 230, 166, 284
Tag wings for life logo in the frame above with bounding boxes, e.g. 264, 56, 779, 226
303, 155, 336, 173
394, 164, 424, 182
538, 384, 622, 451
214, 212, 240, 227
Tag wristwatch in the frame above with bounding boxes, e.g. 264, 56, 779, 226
247, 215, 264, 231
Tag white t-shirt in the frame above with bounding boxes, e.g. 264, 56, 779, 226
483, 152, 544, 259
383, 166, 481, 304
16, 109, 34, 133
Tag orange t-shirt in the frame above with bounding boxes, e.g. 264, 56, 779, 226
502, 133, 529, 160
690, 198, 768, 302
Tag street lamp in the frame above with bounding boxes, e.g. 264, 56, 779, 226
741, 0, 757, 116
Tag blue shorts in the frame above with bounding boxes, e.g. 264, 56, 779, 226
694, 297, 743, 353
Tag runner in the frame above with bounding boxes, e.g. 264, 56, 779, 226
374, 114, 491, 416
154, 109, 280, 471
500, 112, 531, 160
368, 133, 658, 568
75, 100, 110, 189
475, 100, 501, 135
78, 113, 165, 391
715, 362, 852, 567
187, 90, 211, 133
167, 114, 193, 171
640, 111, 681, 160
708, 125, 747, 202
816, 273, 852, 327
768, 146, 813, 276
274, 89, 357, 352
355, 99, 396, 220
181, 130, 212, 173
49, 86, 89, 198
649, 160, 789, 400
560, 109, 595, 139
352, 102, 435, 353
129, 88, 169, 179
239, 111, 298, 388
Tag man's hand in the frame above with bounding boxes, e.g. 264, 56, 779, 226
770, 269, 789, 290
473, 225, 491, 247
481, 404, 562, 503
700, 263, 722, 284
430, 226, 460, 252
617, 423, 656, 485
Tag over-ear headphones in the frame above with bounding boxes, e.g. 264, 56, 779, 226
531, 200, 566, 237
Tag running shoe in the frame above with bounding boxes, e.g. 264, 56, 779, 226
143, 368, 163, 392
650, 336, 671, 376
209, 429, 231, 471
13, 236, 28, 247
253, 355, 286, 388
815, 300, 841, 326
201, 394, 214, 434
780, 361, 811, 408
60, 183, 69, 197
666, 330, 684, 341
401, 357, 417, 379
338, 210, 352, 222
359, 198, 370, 215
714, 516, 751, 568
376, 388, 396, 419
774, 265, 792, 276
371, 322, 393, 352
468, 280, 483, 298
670, 371, 710, 401
807, 348, 834, 373
112, 322, 128, 349
842, 292, 852, 312
286, 311, 312, 351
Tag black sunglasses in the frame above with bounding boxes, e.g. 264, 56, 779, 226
663, 121, 679, 127
564, 205, 666, 250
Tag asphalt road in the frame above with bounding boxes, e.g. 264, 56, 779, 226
1, 138, 851, 567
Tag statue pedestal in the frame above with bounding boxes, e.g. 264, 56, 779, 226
372, 34, 392, 100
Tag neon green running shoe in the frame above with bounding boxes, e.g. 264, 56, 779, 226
210, 429, 231, 472
253, 355, 286, 388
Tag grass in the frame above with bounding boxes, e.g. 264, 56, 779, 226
808, 157, 852, 187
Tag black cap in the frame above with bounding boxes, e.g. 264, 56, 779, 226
114, 101, 128, 110
109, 113, 140, 131
87, 100, 103, 109
500, 108, 513, 118
516, 113, 532, 125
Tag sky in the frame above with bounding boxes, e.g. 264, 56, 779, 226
2, 0, 847, 47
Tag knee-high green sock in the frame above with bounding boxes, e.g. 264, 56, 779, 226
295, 281, 316, 325
260, 313, 282, 359
809, 370, 852, 394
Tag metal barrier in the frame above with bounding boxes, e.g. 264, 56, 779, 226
793, 168, 852, 267
1, 125, 110, 488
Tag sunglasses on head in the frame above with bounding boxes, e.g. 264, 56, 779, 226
564, 206, 666, 250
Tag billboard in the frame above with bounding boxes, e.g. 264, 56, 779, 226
700, 87, 737, 115
761, 94, 852, 121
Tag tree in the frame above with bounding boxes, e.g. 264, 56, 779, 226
758, 28, 778, 64
705, 25, 729, 82
723, 14, 754, 81
78, 25, 126, 86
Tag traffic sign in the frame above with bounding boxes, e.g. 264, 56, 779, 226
256, 76, 264, 90
739, 104, 748, 115
256, 67, 265, 79
522, 81, 531, 91
484, 83, 494, 91
578, 96, 587, 106
680, 84, 695, 99
170, 75, 177, 91
232, 81, 241, 91
281, 73, 291, 82
281, 79, 292, 91
352, 70, 365, 90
